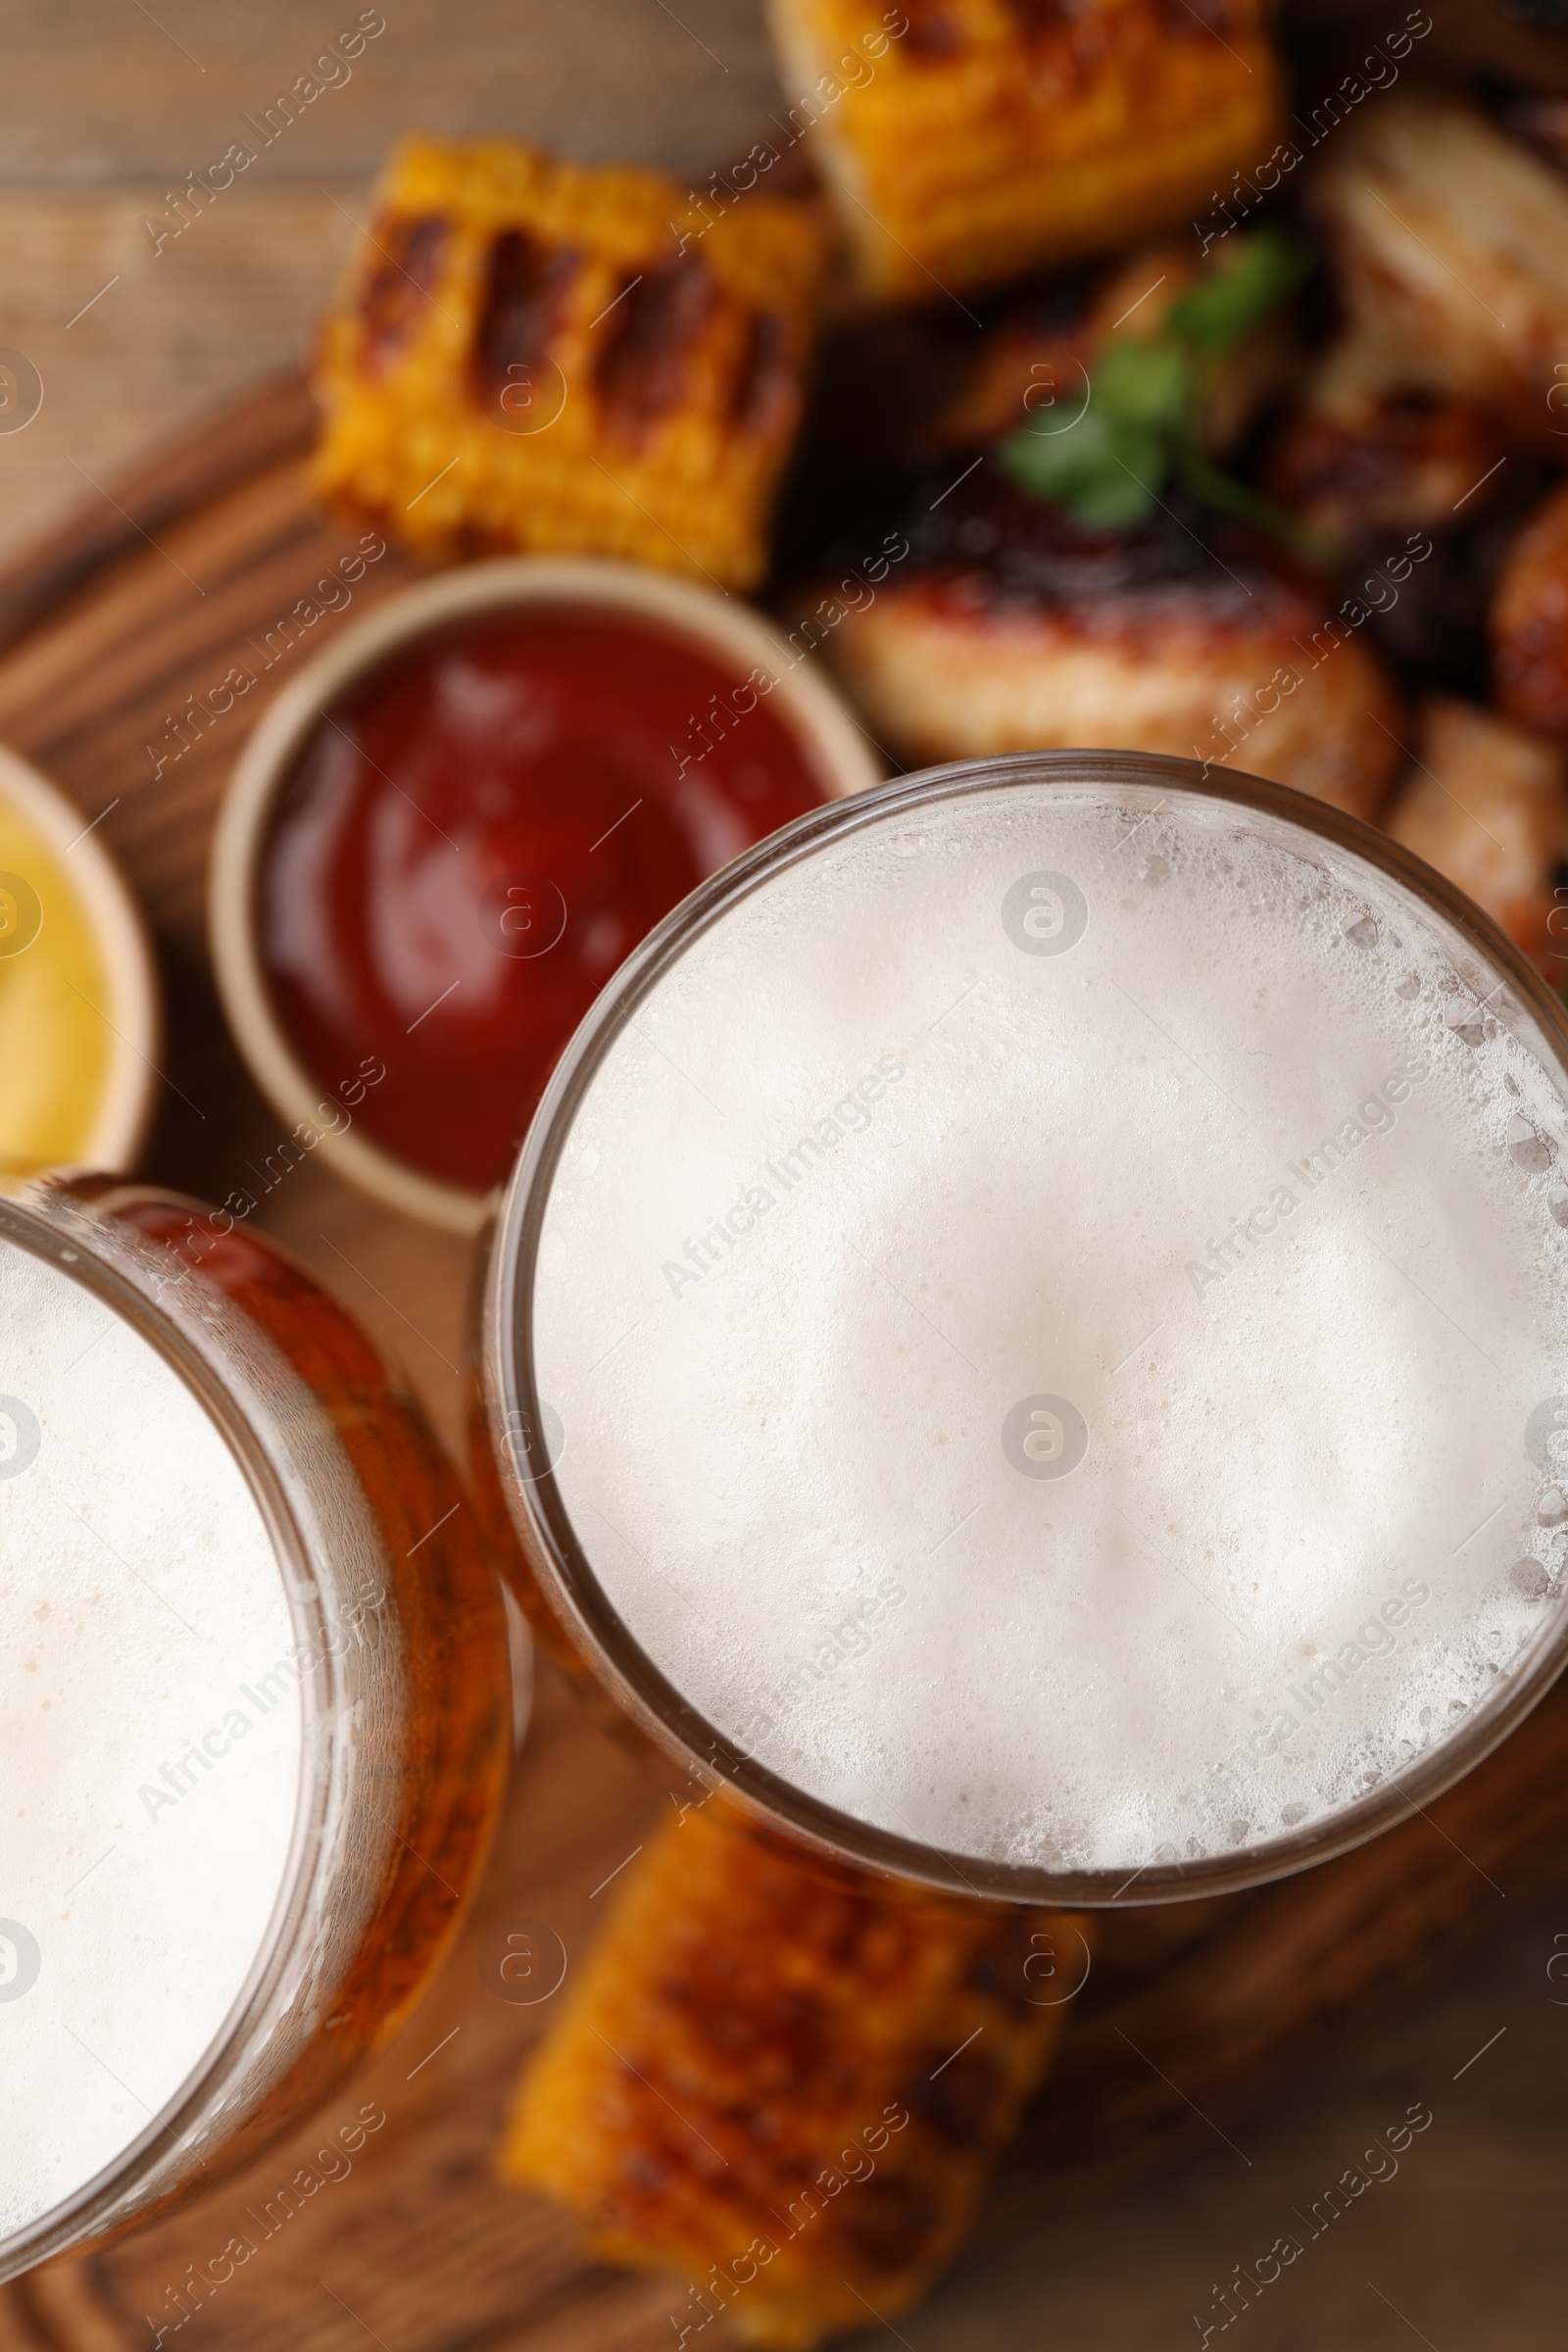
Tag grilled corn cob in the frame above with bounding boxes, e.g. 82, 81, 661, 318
765, 0, 1284, 301
311, 139, 827, 589
501, 1798, 1087, 2350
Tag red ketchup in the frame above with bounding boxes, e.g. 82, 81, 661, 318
258, 611, 830, 1193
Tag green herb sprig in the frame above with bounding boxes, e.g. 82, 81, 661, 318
996, 226, 1315, 547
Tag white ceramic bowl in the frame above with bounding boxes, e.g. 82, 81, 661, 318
210, 557, 882, 1234
0, 742, 159, 1172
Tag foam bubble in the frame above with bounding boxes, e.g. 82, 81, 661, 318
532, 783, 1568, 1873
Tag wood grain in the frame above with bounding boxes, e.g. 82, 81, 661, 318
2, 354, 1568, 2352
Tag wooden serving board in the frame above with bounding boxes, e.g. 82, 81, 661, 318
4, 372, 1568, 2352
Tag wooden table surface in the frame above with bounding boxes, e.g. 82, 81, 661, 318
3, 4, 1568, 2347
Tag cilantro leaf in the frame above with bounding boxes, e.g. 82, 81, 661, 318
997, 404, 1168, 527
1093, 337, 1196, 431
993, 226, 1314, 543
1166, 222, 1308, 361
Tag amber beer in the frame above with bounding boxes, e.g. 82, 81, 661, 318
0, 1177, 511, 2279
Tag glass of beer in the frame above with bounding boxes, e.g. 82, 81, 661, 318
0, 1177, 512, 2280
478, 750, 1568, 1905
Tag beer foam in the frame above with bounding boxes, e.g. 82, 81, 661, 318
0, 1242, 301, 2243
531, 781, 1568, 1876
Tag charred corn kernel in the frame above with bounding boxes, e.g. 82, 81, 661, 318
311, 139, 828, 590
501, 1799, 1087, 2351
766, 0, 1285, 301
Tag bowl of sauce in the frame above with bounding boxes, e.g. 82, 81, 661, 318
0, 744, 158, 1177
211, 560, 879, 1229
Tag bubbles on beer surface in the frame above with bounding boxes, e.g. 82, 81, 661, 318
0, 1241, 300, 2244
1509, 1116, 1553, 1174
528, 779, 1568, 1880
1512, 1557, 1553, 1601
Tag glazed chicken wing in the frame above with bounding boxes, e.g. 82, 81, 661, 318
800, 479, 1403, 818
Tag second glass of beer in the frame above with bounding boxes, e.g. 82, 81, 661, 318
478, 751, 1568, 1907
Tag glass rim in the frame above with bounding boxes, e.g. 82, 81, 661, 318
484, 749, 1568, 1910
0, 1186, 337, 2278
